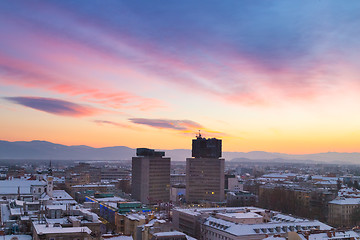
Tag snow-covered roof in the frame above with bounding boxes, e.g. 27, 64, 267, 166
216, 212, 262, 219
262, 173, 297, 179
0, 179, 46, 195
72, 184, 114, 188
46, 205, 68, 210
10, 207, 22, 216
3, 235, 32, 240
95, 196, 126, 202
297, 231, 360, 240
33, 223, 92, 235
263, 236, 286, 240
204, 216, 332, 237
329, 198, 360, 205
153, 231, 196, 240
41, 190, 73, 201
126, 213, 146, 221
173, 206, 264, 217
271, 213, 306, 223
102, 235, 133, 240
311, 176, 341, 181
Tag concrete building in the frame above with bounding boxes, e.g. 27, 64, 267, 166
328, 198, 360, 227
186, 135, 224, 203
132, 148, 170, 204
172, 207, 332, 240
227, 176, 244, 192
101, 168, 130, 181
170, 174, 186, 186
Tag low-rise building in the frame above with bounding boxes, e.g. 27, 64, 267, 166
328, 198, 360, 227
0, 178, 47, 201
32, 222, 93, 240
173, 207, 332, 240
226, 191, 257, 207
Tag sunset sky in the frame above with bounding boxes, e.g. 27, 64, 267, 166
1, 1, 360, 153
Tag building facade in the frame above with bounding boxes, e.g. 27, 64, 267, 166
132, 148, 170, 204
328, 198, 360, 227
186, 135, 224, 203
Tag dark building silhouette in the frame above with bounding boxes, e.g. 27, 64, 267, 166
192, 136, 222, 158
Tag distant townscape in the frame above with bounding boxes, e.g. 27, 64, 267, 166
2, 140, 360, 164
1, 135, 360, 240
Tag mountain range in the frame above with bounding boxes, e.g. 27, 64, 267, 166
0, 140, 360, 164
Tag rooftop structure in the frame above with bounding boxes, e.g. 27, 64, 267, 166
136, 148, 165, 157
191, 134, 222, 158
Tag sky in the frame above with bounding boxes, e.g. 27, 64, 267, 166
1, 1, 360, 153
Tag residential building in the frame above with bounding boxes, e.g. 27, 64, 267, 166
328, 198, 360, 227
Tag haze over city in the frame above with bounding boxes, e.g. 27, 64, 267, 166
2, 1, 360, 154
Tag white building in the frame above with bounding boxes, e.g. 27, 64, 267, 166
0, 178, 47, 201
173, 207, 332, 240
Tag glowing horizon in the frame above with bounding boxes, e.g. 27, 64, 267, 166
2, 1, 360, 154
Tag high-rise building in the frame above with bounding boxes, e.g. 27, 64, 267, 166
186, 134, 225, 203
131, 148, 170, 204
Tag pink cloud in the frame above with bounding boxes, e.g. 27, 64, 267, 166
2, 5, 359, 110
0, 54, 163, 111
93, 119, 139, 130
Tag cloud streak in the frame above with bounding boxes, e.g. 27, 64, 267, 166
93, 120, 135, 129
4, 96, 99, 117
129, 118, 228, 138
129, 118, 203, 131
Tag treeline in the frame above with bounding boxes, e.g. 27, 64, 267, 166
258, 186, 336, 222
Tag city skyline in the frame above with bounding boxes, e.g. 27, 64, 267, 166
2, 1, 360, 154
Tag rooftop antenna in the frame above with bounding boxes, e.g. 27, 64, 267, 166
197, 130, 202, 139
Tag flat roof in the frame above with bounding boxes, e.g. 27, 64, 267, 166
216, 212, 263, 219
33, 223, 91, 235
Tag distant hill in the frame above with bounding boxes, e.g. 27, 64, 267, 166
0, 140, 360, 164
0, 140, 135, 160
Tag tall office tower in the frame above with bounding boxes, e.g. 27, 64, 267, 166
186, 134, 225, 203
132, 148, 170, 204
